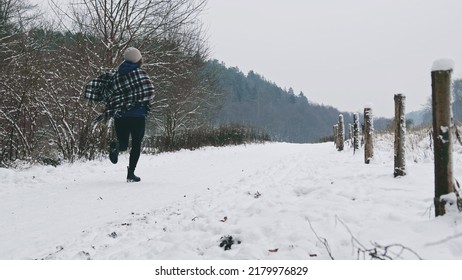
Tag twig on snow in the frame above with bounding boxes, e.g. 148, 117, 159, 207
336, 216, 423, 260
306, 217, 334, 260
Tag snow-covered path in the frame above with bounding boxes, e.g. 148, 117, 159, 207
1, 141, 462, 260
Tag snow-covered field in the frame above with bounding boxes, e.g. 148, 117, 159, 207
1, 131, 462, 260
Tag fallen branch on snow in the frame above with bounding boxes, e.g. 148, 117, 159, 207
306, 217, 334, 260
335, 216, 423, 260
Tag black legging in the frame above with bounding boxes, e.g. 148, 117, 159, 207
114, 117, 145, 171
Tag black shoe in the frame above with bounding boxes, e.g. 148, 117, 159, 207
127, 167, 141, 182
109, 141, 119, 164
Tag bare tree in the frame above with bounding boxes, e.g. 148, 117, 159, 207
1, 0, 37, 33
51, 0, 208, 68
1, 0, 212, 165
0, 0, 44, 166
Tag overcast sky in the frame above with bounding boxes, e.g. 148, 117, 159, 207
201, 0, 462, 118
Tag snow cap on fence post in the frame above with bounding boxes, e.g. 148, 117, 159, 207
431, 58, 455, 72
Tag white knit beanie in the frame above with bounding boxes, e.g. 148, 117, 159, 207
124, 47, 142, 63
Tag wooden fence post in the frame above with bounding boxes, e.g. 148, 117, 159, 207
432, 59, 456, 217
338, 114, 344, 151
348, 124, 351, 141
394, 94, 406, 177
353, 113, 359, 153
333, 124, 338, 148
364, 107, 373, 164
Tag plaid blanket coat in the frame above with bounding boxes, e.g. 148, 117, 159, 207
84, 68, 155, 121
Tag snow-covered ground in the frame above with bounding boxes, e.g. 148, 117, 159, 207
1, 131, 462, 260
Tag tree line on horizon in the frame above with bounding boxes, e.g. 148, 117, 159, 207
207, 60, 397, 143
207, 60, 351, 143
